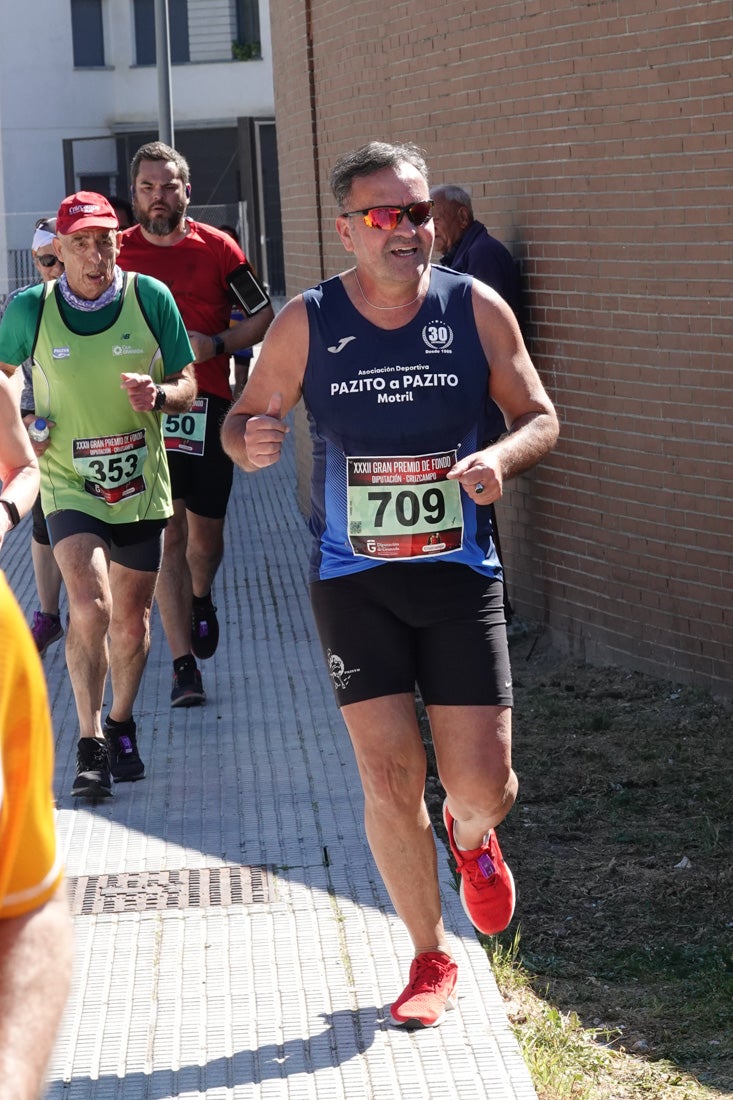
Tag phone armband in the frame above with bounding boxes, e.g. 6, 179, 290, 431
225, 262, 271, 317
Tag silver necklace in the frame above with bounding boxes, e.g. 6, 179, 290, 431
353, 268, 423, 310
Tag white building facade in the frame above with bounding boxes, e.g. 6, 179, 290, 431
0, 0, 282, 295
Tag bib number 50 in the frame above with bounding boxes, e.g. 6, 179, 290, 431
163, 412, 197, 437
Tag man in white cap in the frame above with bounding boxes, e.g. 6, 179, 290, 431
0, 191, 197, 801
0, 217, 67, 654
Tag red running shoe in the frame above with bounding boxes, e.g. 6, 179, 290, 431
443, 800, 516, 935
389, 951, 458, 1029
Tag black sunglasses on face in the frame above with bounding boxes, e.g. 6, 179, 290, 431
36, 254, 62, 268
341, 201, 434, 231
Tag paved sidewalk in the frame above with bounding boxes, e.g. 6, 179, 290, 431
5, 429, 537, 1100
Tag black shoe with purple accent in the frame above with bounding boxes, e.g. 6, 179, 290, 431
103, 717, 145, 782
191, 593, 219, 660
171, 658, 206, 708
71, 738, 113, 800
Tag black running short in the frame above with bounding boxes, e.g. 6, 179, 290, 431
309, 561, 513, 708
21, 404, 51, 546
46, 511, 166, 572
164, 392, 233, 519
31, 493, 50, 545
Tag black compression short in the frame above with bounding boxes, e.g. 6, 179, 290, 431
31, 493, 50, 545
310, 561, 513, 709
46, 511, 165, 572
165, 392, 234, 519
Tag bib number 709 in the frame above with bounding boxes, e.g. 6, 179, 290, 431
368, 487, 446, 528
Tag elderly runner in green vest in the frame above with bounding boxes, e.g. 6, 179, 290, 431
0, 192, 196, 801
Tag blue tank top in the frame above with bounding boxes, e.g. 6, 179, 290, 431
302, 266, 503, 583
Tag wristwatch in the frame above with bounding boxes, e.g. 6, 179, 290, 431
153, 385, 166, 411
0, 498, 20, 529
212, 334, 226, 357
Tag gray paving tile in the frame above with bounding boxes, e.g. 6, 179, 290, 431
4, 425, 536, 1100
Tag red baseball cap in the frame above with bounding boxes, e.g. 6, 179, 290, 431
56, 191, 119, 235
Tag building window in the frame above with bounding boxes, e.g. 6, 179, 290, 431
234, 0, 261, 59
134, 0, 190, 66
71, 0, 105, 67
79, 174, 114, 196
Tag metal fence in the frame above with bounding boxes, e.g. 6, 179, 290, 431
0, 200, 283, 303
6, 248, 37, 294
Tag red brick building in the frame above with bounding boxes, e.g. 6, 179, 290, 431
269, 1, 731, 695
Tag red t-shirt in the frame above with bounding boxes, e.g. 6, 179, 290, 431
118, 220, 245, 400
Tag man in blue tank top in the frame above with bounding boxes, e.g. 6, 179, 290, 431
222, 142, 559, 1029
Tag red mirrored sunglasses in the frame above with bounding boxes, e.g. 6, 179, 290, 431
341, 201, 434, 231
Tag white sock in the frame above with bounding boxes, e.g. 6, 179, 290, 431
454, 827, 491, 852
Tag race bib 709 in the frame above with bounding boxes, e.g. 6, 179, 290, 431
347, 450, 463, 560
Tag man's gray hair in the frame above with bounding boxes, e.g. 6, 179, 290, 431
330, 141, 429, 209
430, 184, 474, 214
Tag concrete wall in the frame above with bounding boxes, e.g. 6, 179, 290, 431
269, 0, 732, 694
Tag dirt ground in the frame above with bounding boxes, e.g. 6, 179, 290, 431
421, 626, 733, 1095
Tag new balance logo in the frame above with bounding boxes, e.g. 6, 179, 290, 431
327, 336, 356, 354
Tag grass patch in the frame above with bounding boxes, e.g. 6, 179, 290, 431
420, 626, 733, 1099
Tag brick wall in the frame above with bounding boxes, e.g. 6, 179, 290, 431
269, 0, 732, 695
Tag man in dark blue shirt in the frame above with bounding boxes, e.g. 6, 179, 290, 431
431, 184, 522, 321
431, 185, 522, 616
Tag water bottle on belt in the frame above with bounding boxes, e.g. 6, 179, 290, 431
28, 417, 50, 443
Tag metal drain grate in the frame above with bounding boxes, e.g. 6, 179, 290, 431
67, 865, 275, 915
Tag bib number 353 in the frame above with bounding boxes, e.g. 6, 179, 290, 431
73, 429, 148, 505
